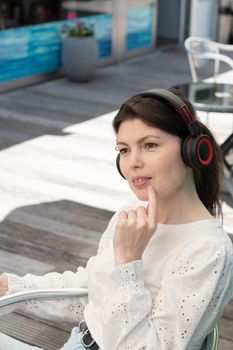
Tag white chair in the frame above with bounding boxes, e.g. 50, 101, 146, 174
184, 36, 233, 83
0, 288, 88, 308
0, 288, 219, 349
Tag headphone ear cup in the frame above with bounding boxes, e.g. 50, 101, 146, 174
181, 137, 191, 167
116, 154, 126, 179
181, 134, 214, 169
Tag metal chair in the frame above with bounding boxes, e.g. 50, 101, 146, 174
0, 288, 88, 308
0, 288, 219, 349
184, 36, 233, 83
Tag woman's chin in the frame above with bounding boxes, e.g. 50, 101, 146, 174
131, 185, 159, 202
129, 183, 156, 201
132, 190, 149, 201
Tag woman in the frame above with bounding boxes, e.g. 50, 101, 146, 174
0, 88, 233, 350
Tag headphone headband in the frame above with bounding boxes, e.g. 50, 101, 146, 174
134, 88, 197, 128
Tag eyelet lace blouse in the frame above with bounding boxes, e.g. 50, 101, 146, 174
3, 203, 233, 350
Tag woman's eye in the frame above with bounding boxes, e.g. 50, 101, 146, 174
119, 147, 128, 155
115, 146, 129, 155
144, 142, 158, 149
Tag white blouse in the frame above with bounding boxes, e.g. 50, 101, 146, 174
4, 203, 233, 350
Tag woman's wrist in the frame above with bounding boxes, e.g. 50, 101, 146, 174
115, 254, 142, 266
0, 274, 8, 296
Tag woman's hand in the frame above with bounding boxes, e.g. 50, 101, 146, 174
0, 274, 8, 296
114, 185, 157, 266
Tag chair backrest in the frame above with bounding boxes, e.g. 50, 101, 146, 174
184, 37, 233, 83
184, 37, 220, 82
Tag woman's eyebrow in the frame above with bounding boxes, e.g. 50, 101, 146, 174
116, 135, 160, 146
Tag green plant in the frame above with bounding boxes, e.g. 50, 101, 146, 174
61, 21, 94, 38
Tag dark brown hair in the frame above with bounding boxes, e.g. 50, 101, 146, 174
112, 88, 223, 217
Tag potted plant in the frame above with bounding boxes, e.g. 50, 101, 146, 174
61, 21, 98, 82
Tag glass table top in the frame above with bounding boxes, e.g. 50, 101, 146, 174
174, 82, 233, 113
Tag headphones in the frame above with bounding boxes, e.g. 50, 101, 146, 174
116, 88, 214, 179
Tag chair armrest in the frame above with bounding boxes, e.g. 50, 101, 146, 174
217, 43, 233, 52
0, 288, 88, 308
184, 37, 233, 53
194, 52, 233, 69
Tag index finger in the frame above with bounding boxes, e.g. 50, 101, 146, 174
147, 185, 157, 222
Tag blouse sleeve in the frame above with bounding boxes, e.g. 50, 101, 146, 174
2, 211, 119, 322
96, 237, 233, 350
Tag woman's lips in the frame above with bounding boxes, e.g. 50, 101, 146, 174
132, 177, 152, 187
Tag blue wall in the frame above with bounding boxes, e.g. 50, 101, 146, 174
127, 6, 154, 50
0, 6, 154, 84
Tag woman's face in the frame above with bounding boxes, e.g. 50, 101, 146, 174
116, 118, 192, 201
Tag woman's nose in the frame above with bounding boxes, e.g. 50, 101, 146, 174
129, 150, 144, 168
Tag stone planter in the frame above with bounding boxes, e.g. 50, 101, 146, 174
62, 36, 98, 82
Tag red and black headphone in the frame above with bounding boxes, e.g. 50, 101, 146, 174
116, 88, 214, 179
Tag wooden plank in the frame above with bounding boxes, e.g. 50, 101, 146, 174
0, 219, 99, 259
0, 249, 54, 275
222, 302, 233, 320
0, 221, 98, 270
219, 337, 233, 350
0, 312, 72, 350
219, 315, 233, 341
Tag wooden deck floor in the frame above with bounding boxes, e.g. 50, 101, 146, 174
0, 46, 232, 349
0, 201, 113, 349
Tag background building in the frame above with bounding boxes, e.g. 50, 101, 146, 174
0, 0, 231, 90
